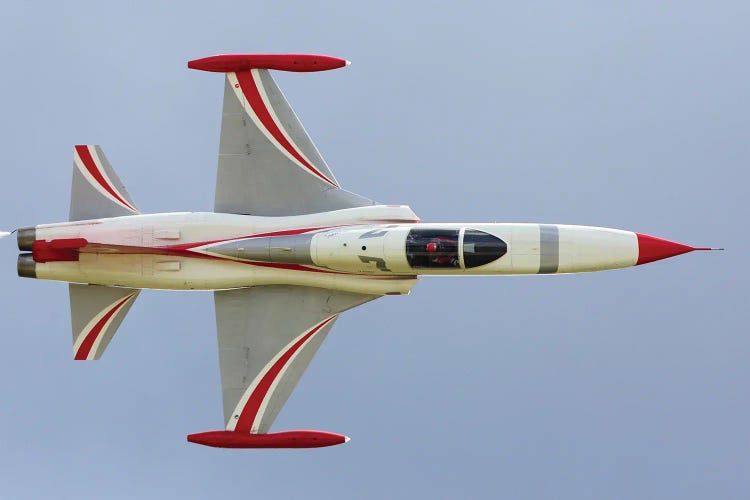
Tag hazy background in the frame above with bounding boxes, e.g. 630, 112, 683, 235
0, 1, 747, 498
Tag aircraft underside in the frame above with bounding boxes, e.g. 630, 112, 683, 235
10, 54, 718, 449
17, 209, 685, 293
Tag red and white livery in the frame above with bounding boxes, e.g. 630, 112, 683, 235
13, 54, 720, 449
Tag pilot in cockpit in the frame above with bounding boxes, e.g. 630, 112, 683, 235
426, 239, 459, 267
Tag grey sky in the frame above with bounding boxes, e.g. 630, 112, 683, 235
0, 1, 747, 498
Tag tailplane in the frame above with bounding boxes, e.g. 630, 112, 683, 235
69, 284, 139, 360
70, 145, 139, 221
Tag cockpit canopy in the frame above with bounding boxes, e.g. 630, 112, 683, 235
405, 228, 507, 269
405, 229, 460, 268
463, 229, 508, 267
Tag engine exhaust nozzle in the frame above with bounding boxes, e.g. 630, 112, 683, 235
17, 227, 36, 251
17, 253, 36, 279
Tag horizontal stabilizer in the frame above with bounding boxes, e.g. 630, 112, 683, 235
70, 145, 139, 221
69, 284, 139, 360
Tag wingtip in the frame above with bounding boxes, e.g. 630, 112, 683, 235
188, 430, 350, 448
345, 60, 352, 66
344, 435, 351, 443
188, 54, 349, 73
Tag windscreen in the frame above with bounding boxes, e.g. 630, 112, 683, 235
462, 229, 507, 268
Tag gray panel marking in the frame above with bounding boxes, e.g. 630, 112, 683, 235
359, 229, 390, 239
538, 224, 559, 274
358, 255, 391, 272
208, 233, 315, 264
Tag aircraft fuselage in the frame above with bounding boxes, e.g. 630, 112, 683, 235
17, 204, 681, 296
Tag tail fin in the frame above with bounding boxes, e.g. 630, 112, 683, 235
70, 145, 139, 221
69, 284, 139, 360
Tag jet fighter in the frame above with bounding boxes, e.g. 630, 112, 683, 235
13, 54, 720, 448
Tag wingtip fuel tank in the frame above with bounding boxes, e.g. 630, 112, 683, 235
187, 430, 349, 449
187, 54, 349, 73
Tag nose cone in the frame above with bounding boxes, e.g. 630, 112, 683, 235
636, 233, 706, 265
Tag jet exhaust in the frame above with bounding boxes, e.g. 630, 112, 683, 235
17, 254, 36, 279
17, 227, 36, 251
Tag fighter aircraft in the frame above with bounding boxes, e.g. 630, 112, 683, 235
11, 54, 720, 449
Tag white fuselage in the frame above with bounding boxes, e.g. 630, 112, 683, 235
23, 205, 641, 296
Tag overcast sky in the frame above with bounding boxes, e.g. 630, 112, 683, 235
0, 1, 747, 499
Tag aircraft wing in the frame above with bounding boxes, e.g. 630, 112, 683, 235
189, 54, 375, 216
213, 285, 377, 434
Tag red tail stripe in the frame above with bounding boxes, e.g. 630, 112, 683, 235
75, 146, 137, 212
234, 316, 336, 433
235, 71, 338, 187
74, 294, 134, 360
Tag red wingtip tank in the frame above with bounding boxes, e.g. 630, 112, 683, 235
187, 430, 350, 449
187, 54, 350, 73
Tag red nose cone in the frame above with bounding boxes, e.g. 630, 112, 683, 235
636, 233, 696, 265
426, 242, 437, 253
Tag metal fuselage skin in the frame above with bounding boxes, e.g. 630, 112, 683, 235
18, 205, 642, 295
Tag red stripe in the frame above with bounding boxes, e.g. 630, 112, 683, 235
74, 294, 134, 360
79, 244, 341, 273
234, 316, 336, 432
75, 146, 137, 212
167, 226, 338, 252
235, 71, 338, 187
80, 243, 341, 273
363, 219, 421, 223
244, 227, 335, 239
76, 225, 416, 277
83, 242, 407, 277
243, 261, 340, 274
